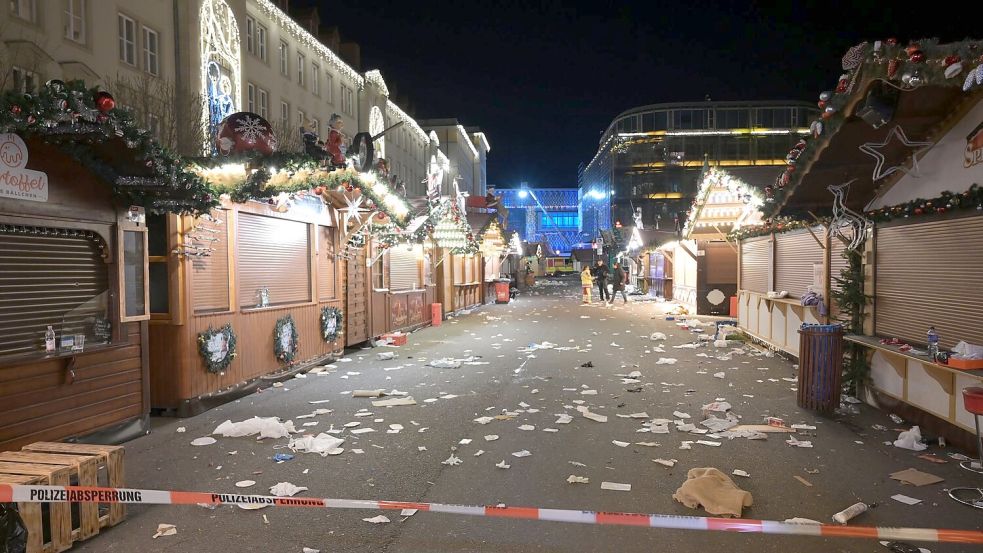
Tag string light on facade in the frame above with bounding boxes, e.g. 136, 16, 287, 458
457, 124, 479, 159
200, 0, 241, 152
386, 99, 429, 143
364, 70, 390, 96
681, 167, 764, 237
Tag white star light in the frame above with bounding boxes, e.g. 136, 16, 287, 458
342, 194, 364, 234
858, 125, 933, 182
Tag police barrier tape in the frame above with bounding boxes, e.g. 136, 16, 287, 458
2, 483, 982, 545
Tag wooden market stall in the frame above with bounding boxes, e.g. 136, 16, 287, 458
0, 82, 212, 449
737, 38, 983, 440
468, 212, 508, 304
429, 198, 482, 315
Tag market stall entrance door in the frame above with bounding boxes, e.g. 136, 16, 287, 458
345, 246, 370, 345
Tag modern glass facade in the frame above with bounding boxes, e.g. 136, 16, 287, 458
499, 187, 587, 255
578, 101, 817, 231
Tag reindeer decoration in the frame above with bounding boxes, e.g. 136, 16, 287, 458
826, 179, 872, 251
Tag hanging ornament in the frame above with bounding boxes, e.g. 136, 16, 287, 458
215, 112, 278, 156
810, 120, 824, 138
836, 74, 850, 93
885, 38, 898, 46
908, 50, 925, 63
95, 91, 116, 113
794, 139, 807, 150
887, 59, 900, 78
842, 42, 867, 70
10, 105, 22, 116
313, 186, 325, 195
45, 79, 66, 92
822, 106, 836, 120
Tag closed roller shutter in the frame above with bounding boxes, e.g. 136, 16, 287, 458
740, 236, 771, 293
0, 226, 111, 356
705, 242, 737, 285
192, 210, 230, 313
775, 228, 823, 298
389, 247, 420, 291
238, 213, 310, 307
317, 226, 336, 300
875, 216, 983, 348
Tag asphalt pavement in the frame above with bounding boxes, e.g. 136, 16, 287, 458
71, 277, 982, 553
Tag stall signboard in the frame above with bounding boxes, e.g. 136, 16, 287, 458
0, 133, 48, 202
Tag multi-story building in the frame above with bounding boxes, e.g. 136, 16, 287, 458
1, 0, 485, 195
579, 100, 817, 232
499, 187, 587, 256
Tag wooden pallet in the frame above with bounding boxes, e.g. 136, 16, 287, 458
0, 464, 72, 553
0, 452, 101, 540
21, 442, 126, 526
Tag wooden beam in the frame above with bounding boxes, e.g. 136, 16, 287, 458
804, 224, 826, 250
677, 242, 698, 261
711, 225, 738, 253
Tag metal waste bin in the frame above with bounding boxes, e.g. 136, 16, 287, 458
797, 323, 844, 413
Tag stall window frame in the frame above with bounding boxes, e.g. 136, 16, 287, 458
117, 216, 150, 323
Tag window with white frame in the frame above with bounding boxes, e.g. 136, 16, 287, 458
143, 26, 160, 76
297, 52, 305, 87
246, 83, 256, 113
245, 16, 255, 55
312, 64, 320, 96
118, 13, 137, 66
280, 101, 289, 126
256, 23, 267, 61
341, 85, 353, 116
325, 73, 334, 103
279, 40, 288, 76
64, 0, 86, 43
258, 88, 268, 118
297, 109, 305, 126
11, 66, 38, 93
11, 0, 36, 22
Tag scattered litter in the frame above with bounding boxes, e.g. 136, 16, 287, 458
175, 427, 186, 433
272, 453, 295, 463
496, 460, 511, 469
442, 454, 463, 466
363, 515, 391, 524
234, 480, 256, 488
353, 389, 386, 398
474, 450, 485, 457
673, 411, 691, 419
650, 332, 667, 341
190, 437, 216, 446
372, 397, 417, 407
484, 435, 499, 441
377, 352, 397, 360
473, 416, 495, 425
785, 437, 813, 448
673, 467, 753, 517
269, 482, 308, 497
879, 541, 931, 553
567, 475, 590, 484
213, 417, 297, 439
580, 389, 598, 395
732, 470, 750, 478
612, 440, 630, 448
889, 468, 944, 487
889, 414, 904, 424
344, 422, 361, 428
303, 548, 320, 553
512, 450, 532, 458
458, 438, 472, 445
833, 502, 868, 524
653, 459, 677, 467
350, 428, 375, 435
729, 424, 794, 433
401, 509, 418, 517
785, 518, 821, 525
894, 426, 927, 451
696, 440, 721, 447
600, 482, 631, 492
657, 357, 678, 365
428, 358, 462, 369
793, 476, 813, 487
152, 523, 177, 539
790, 424, 817, 430
388, 424, 404, 434
891, 494, 922, 505
555, 414, 574, 424
712, 372, 726, 379
518, 425, 535, 431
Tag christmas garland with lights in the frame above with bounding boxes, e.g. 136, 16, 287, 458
320, 306, 343, 343
864, 183, 983, 221
760, 37, 983, 216
0, 79, 214, 214
273, 314, 300, 365
197, 324, 238, 374
727, 217, 819, 241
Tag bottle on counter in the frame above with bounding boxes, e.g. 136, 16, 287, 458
45, 325, 56, 353
927, 326, 939, 359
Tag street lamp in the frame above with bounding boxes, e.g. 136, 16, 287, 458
518, 189, 529, 199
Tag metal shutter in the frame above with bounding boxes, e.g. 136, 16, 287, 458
0, 226, 111, 356
238, 213, 310, 307
389, 247, 419, 291
191, 210, 230, 313
317, 226, 336, 300
740, 236, 770, 293
705, 242, 737, 284
774, 228, 824, 298
875, 216, 983, 348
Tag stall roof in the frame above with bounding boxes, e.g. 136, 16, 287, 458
683, 168, 764, 240
767, 39, 983, 216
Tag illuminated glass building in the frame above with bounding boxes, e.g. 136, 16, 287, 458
499, 187, 586, 255
579, 101, 818, 232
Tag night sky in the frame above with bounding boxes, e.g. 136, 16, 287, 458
295, 0, 978, 188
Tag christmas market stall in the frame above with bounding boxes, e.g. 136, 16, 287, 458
667, 167, 763, 315
429, 197, 482, 316
738, 38, 983, 439
467, 212, 508, 304
148, 113, 411, 415
0, 81, 212, 449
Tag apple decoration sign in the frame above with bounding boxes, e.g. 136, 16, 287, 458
0, 133, 48, 202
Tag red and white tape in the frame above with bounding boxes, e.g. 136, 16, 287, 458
2, 484, 982, 545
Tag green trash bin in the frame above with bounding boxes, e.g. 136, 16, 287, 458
797, 323, 844, 413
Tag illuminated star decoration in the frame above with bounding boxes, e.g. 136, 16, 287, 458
858, 125, 933, 182
342, 194, 364, 234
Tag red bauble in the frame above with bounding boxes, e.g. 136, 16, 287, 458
936, 207, 946, 214
944, 55, 961, 66
95, 91, 116, 113
215, 112, 278, 156
313, 186, 325, 195
817, 100, 826, 109
886, 38, 898, 45
905, 44, 921, 56
10, 105, 21, 115
914, 208, 923, 215
909, 51, 925, 63
836, 80, 848, 93
26, 115, 36, 124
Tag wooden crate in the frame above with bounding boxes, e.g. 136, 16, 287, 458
21, 443, 126, 527
0, 452, 100, 541
0, 464, 72, 553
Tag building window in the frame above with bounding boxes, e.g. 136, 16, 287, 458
256, 23, 267, 61
341, 85, 353, 116
297, 52, 305, 87
257, 88, 268, 118
280, 101, 289, 127
143, 26, 160, 76
11, 66, 38, 93
246, 83, 255, 113
312, 63, 320, 96
311, 117, 319, 136
325, 73, 334, 103
371, 251, 386, 290
297, 109, 305, 126
279, 40, 288, 76
540, 212, 580, 228
64, 0, 86, 43
118, 13, 137, 66
10, 0, 35, 22
245, 16, 255, 55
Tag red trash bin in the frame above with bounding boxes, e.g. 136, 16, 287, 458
495, 281, 510, 304
431, 303, 442, 326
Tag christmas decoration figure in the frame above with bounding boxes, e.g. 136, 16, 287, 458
301, 119, 327, 160
215, 112, 277, 156
826, 179, 872, 251
327, 113, 347, 168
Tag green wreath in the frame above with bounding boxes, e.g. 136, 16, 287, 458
320, 306, 344, 343
197, 324, 237, 374
274, 314, 300, 364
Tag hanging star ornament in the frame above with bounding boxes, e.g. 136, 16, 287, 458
342, 194, 364, 234
858, 125, 933, 182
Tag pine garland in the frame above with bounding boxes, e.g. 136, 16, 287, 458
831, 248, 871, 395
320, 306, 343, 343
273, 314, 300, 364
197, 324, 238, 374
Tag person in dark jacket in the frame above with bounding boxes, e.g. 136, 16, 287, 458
610, 262, 628, 304
592, 260, 610, 302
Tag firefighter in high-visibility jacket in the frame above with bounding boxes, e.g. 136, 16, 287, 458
580, 266, 594, 304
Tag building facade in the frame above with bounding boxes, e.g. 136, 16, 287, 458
418, 118, 488, 198
499, 187, 585, 256
579, 100, 817, 232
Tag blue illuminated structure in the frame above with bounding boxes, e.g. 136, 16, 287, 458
499, 185, 598, 255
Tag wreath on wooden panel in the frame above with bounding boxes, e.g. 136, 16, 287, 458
197, 324, 237, 374
274, 314, 300, 364
320, 306, 344, 343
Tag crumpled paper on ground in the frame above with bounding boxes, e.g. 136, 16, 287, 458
288, 433, 345, 456
649, 332, 667, 341
213, 417, 296, 439
152, 523, 177, 538
269, 482, 308, 497
672, 467, 754, 517
894, 426, 927, 451
427, 358, 462, 369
